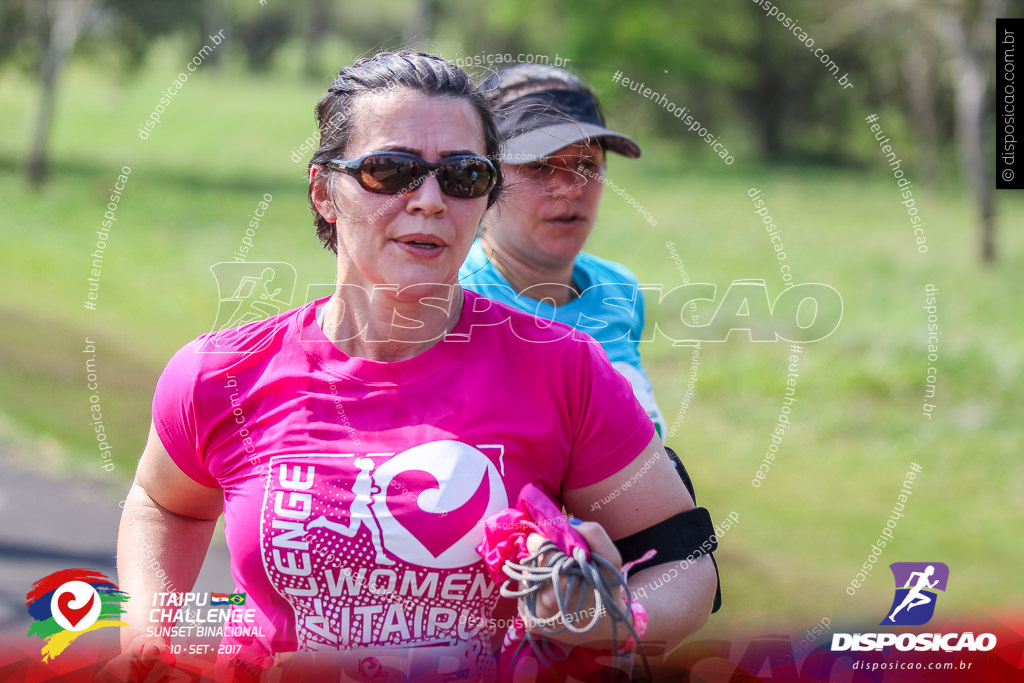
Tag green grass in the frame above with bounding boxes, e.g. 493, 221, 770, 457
2, 49, 1022, 636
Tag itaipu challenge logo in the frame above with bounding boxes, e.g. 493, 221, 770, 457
882, 562, 949, 626
25, 569, 129, 661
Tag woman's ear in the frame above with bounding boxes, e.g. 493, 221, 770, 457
309, 165, 337, 224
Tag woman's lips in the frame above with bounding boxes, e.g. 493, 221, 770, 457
393, 234, 446, 257
546, 214, 586, 228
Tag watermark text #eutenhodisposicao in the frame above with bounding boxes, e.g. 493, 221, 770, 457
846, 462, 923, 596
84, 166, 131, 310
612, 70, 734, 165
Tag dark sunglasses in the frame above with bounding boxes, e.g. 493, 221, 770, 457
325, 151, 497, 199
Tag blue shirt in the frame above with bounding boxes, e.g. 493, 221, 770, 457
460, 239, 666, 437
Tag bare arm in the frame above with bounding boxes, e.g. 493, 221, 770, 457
116, 421, 224, 651
549, 434, 717, 652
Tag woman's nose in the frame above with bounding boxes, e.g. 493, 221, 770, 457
546, 166, 586, 198
405, 173, 448, 217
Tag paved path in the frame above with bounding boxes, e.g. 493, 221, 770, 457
0, 454, 232, 655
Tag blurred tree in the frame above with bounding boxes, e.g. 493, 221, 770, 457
727, 2, 871, 164
432, 0, 753, 154
539, 0, 1008, 264
404, 0, 438, 46
101, 0, 206, 69
867, 0, 1005, 263
24, 0, 97, 187
435, 0, 869, 164
934, 0, 1005, 264
900, 38, 944, 185
0, 0, 34, 69
7, 0, 206, 187
302, 0, 333, 79
235, 7, 292, 72
201, 0, 229, 68
304, 0, 422, 77
797, 4, 950, 182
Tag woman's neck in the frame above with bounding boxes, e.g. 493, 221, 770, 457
479, 234, 578, 305
320, 284, 464, 362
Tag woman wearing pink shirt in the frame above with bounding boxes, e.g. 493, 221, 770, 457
114, 51, 717, 681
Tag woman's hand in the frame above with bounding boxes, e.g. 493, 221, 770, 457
518, 518, 629, 648
560, 437, 718, 653
95, 633, 173, 682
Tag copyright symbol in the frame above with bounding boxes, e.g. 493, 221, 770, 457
1003, 168, 1014, 182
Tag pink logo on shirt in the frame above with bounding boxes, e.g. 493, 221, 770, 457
388, 468, 492, 558
260, 441, 509, 658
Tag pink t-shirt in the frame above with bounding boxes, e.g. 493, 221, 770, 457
153, 289, 653, 678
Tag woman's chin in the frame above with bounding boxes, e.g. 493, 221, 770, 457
385, 278, 460, 305
538, 233, 589, 262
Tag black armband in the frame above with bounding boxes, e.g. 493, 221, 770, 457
615, 449, 724, 613
665, 446, 695, 501
615, 507, 717, 574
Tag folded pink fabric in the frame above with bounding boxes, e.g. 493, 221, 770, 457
476, 484, 658, 681
476, 484, 589, 583
477, 506, 533, 583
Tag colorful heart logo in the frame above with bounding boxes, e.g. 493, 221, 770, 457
56, 590, 95, 629
27, 571, 125, 661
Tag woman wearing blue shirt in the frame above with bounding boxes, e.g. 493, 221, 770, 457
460, 63, 667, 437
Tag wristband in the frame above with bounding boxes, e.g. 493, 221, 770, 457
619, 597, 648, 653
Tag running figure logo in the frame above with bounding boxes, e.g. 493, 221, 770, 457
882, 562, 949, 626
306, 457, 395, 566
210, 262, 295, 329
207, 262, 296, 351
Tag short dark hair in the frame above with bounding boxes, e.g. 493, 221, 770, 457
308, 51, 503, 252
